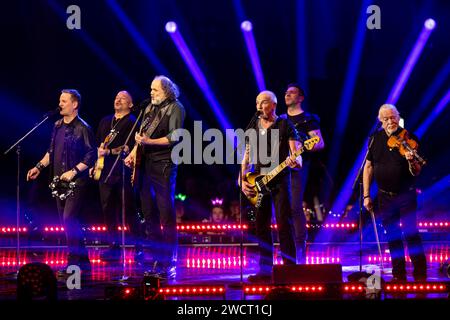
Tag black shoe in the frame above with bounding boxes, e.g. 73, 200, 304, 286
247, 272, 272, 283
158, 266, 176, 280
100, 246, 121, 262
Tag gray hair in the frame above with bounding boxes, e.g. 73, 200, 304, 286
154, 75, 180, 101
378, 104, 400, 121
259, 90, 278, 104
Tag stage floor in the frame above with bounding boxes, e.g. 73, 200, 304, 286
0, 241, 448, 300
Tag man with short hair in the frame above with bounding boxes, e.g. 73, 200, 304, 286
27, 89, 96, 274
241, 90, 302, 282
283, 83, 325, 263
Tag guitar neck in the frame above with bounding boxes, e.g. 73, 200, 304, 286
261, 146, 305, 185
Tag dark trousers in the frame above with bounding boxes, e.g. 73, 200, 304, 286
56, 182, 89, 266
291, 162, 310, 252
256, 173, 296, 272
377, 189, 427, 280
139, 158, 177, 267
99, 175, 137, 245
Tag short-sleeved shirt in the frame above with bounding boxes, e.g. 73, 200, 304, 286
287, 111, 321, 162
247, 115, 299, 177
367, 128, 418, 193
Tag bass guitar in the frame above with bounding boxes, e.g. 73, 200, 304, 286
245, 136, 320, 207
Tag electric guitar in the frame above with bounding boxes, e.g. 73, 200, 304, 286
130, 115, 152, 187
92, 129, 118, 181
244, 136, 320, 207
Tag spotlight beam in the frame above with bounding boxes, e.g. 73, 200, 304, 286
241, 21, 266, 91
330, 18, 436, 217
46, 0, 139, 92
326, 0, 369, 182
166, 22, 233, 131
106, 0, 168, 75
415, 89, 450, 138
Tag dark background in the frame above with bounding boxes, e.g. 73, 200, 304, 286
0, 0, 449, 225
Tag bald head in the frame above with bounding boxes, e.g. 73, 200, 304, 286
114, 90, 133, 114
256, 90, 277, 119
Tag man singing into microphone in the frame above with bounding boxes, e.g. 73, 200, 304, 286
27, 89, 96, 276
240, 90, 302, 283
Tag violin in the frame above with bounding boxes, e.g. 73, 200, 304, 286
386, 128, 426, 166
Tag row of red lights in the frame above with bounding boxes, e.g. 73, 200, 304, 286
2, 221, 446, 233
43, 226, 128, 232
177, 224, 248, 231
385, 283, 447, 292
158, 286, 225, 295
368, 255, 449, 263
1, 227, 27, 233
244, 285, 325, 294
418, 222, 449, 228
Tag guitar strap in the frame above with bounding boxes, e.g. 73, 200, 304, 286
141, 99, 174, 138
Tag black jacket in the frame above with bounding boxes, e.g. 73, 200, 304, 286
48, 116, 97, 182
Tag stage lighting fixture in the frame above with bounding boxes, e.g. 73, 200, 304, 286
424, 18, 436, 30
165, 21, 177, 33
240, 20, 252, 31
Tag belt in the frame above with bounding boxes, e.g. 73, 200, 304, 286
379, 189, 398, 196
379, 187, 414, 197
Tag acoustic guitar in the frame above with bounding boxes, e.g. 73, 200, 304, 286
244, 136, 320, 207
92, 129, 118, 181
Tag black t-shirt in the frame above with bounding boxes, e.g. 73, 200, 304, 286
96, 113, 138, 182
287, 111, 320, 162
53, 123, 69, 176
367, 128, 418, 193
247, 115, 299, 177
141, 100, 185, 162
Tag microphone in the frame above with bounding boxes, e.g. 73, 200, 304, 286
44, 107, 61, 117
131, 98, 151, 111
245, 110, 261, 130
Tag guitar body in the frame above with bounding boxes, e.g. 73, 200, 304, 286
245, 172, 271, 208
130, 144, 142, 187
244, 136, 320, 208
92, 130, 118, 181
93, 153, 105, 181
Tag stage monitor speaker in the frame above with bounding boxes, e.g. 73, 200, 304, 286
272, 264, 342, 285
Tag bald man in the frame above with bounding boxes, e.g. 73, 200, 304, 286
241, 90, 302, 283
93, 91, 139, 261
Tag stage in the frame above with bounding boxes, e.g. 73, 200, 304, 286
1, 241, 448, 301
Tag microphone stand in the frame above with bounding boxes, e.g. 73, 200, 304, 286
232, 111, 260, 290
105, 105, 147, 282
3, 111, 57, 277
351, 120, 384, 275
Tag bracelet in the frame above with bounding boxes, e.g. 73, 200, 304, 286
35, 162, 45, 172
363, 195, 370, 199
72, 166, 81, 175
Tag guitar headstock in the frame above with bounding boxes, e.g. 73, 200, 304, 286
303, 136, 320, 150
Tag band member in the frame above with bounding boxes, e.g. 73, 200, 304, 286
363, 104, 427, 281
27, 89, 96, 274
92, 91, 138, 261
283, 83, 325, 263
241, 90, 302, 282
124, 76, 185, 279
